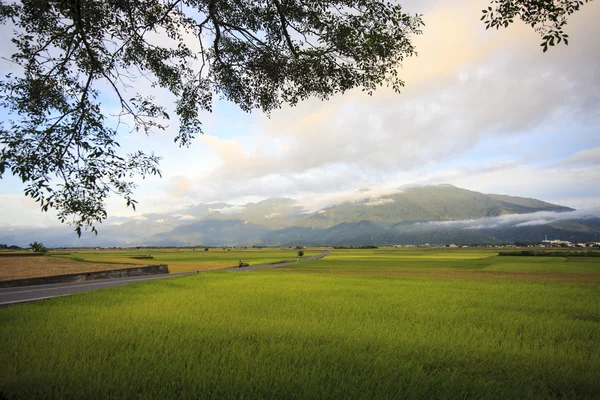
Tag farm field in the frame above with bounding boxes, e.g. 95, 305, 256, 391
1, 248, 599, 399
60, 247, 325, 272
279, 248, 600, 284
0, 247, 324, 280
0, 254, 133, 281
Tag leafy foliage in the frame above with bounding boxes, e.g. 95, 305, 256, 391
29, 241, 47, 253
0, 0, 423, 234
481, 0, 594, 52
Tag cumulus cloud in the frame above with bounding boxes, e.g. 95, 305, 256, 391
177, 215, 196, 221
166, 176, 194, 198
557, 147, 600, 166
0, 193, 61, 227
176, 0, 600, 205
264, 212, 281, 219
2, 0, 599, 229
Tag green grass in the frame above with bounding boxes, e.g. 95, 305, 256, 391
1, 248, 599, 399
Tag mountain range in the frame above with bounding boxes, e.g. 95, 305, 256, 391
2, 185, 599, 247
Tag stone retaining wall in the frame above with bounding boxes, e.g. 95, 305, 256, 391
0, 264, 169, 288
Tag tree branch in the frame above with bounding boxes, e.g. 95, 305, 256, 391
207, 0, 223, 65
271, 0, 299, 58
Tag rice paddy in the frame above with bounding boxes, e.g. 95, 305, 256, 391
0, 247, 598, 399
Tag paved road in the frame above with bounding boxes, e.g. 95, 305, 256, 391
0, 249, 333, 306
0, 272, 192, 307
226, 249, 333, 271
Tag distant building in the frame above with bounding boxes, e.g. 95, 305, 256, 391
542, 239, 572, 246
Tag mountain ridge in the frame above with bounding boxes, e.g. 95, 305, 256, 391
1, 185, 596, 247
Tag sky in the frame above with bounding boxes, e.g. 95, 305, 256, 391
1, 0, 599, 229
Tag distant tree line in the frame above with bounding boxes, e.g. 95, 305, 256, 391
0, 242, 49, 252
333, 246, 379, 249
0, 244, 22, 250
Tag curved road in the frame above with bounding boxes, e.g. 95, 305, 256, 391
0, 249, 333, 306
225, 248, 333, 271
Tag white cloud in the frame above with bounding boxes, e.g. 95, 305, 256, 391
1, 0, 599, 229
208, 205, 246, 215
421, 209, 600, 230
558, 147, 600, 166
364, 198, 395, 207
297, 188, 403, 213
177, 215, 196, 221
404, 162, 600, 211
160, 0, 600, 206
166, 176, 194, 198
514, 219, 554, 228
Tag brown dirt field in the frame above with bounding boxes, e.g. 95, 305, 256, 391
276, 268, 600, 284
0, 257, 135, 281
63, 257, 230, 273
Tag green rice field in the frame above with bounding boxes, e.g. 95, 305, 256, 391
1, 248, 599, 399
280, 248, 600, 281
